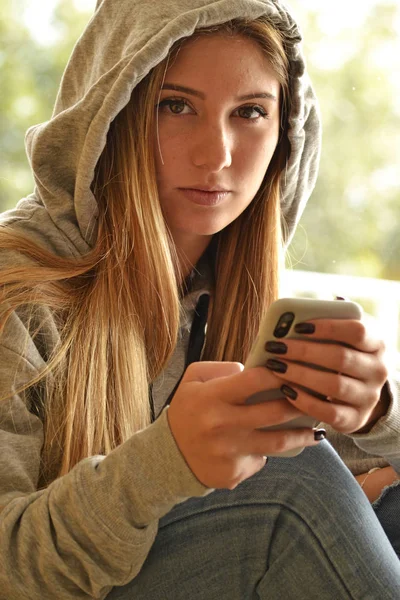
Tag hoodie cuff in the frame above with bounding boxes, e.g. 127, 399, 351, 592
74, 406, 213, 544
351, 378, 400, 470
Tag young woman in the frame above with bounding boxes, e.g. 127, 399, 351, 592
0, 0, 399, 598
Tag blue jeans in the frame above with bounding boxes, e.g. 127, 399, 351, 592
107, 441, 400, 599
373, 478, 400, 558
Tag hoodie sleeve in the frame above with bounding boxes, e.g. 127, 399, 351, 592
349, 378, 400, 473
324, 377, 400, 476
0, 351, 211, 600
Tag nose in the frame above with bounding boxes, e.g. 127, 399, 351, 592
190, 121, 232, 172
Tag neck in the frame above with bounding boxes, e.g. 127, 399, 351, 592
174, 234, 213, 280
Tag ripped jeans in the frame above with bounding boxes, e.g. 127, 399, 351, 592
107, 440, 400, 599
373, 477, 400, 557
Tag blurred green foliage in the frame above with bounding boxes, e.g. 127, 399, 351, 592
288, 2, 400, 281
0, 0, 399, 280
0, 0, 91, 209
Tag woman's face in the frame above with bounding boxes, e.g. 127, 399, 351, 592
154, 33, 281, 257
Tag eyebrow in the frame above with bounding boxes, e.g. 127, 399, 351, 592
161, 83, 277, 102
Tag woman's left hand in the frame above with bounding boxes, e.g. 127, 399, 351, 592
265, 318, 390, 434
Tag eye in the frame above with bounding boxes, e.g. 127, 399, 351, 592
235, 105, 269, 121
157, 97, 194, 115
156, 98, 270, 121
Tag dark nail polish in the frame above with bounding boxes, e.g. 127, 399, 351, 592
294, 323, 315, 334
280, 385, 298, 400
265, 341, 287, 355
266, 359, 287, 373
314, 429, 326, 441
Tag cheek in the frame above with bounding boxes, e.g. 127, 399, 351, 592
154, 118, 280, 186
154, 128, 188, 179
237, 134, 279, 184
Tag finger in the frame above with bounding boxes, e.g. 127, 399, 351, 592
269, 339, 387, 383
293, 319, 384, 354
242, 427, 324, 456
201, 366, 284, 406
228, 397, 306, 430
279, 386, 363, 433
266, 360, 369, 407
183, 361, 244, 383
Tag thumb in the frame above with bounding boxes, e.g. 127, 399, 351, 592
183, 361, 244, 383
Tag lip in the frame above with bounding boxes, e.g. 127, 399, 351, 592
188, 186, 230, 192
178, 188, 231, 207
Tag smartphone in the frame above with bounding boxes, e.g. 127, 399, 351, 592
244, 297, 363, 457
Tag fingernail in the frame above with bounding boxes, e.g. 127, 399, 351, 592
294, 323, 315, 334
280, 384, 298, 400
335, 296, 346, 301
265, 341, 287, 354
314, 428, 326, 441
266, 359, 287, 373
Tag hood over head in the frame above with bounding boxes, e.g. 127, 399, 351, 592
2, 0, 321, 257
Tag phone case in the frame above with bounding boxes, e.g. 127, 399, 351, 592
244, 297, 363, 457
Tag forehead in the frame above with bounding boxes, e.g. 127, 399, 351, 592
166, 33, 279, 90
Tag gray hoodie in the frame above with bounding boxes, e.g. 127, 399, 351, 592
0, 1, 399, 599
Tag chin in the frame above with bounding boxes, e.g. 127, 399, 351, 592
188, 224, 229, 236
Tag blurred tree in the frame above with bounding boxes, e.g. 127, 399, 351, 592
0, 0, 92, 210
0, 1, 399, 281
288, 3, 400, 281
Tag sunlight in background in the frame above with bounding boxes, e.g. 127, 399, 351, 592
22, 0, 96, 45
288, 0, 400, 96
290, 0, 400, 34
22, 0, 400, 49
72, 0, 95, 10
21, 0, 400, 96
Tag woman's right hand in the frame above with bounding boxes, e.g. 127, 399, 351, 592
167, 361, 323, 489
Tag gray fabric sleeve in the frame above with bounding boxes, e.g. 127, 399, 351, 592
350, 378, 400, 472
0, 389, 211, 600
325, 377, 400, 476
0, 302, 211, 599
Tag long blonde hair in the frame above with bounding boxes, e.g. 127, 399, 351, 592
0, 16, 290, 484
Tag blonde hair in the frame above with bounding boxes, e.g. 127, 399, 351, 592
0, 16, 290, 485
